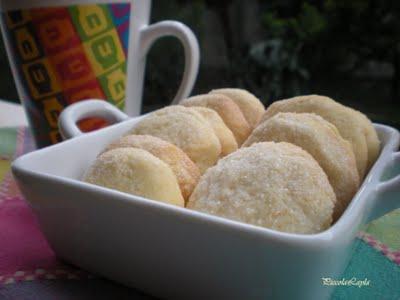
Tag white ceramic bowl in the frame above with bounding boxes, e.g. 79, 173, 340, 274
12, 100, 400, 299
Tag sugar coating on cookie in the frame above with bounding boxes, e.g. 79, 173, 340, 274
244, 112, 359, 219
130, 105, 221, 174
190, 107, 238, 156
103, 134, 201, 201
180, 94, 251, 145
261, 95, 369, 178
210, 88, 265, 129
349, 108, 380, 171
188, 142, 336, 234
84, 148, 184, 207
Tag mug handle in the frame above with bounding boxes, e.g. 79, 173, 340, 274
59, 21, 199, 140
139, 21, 200, 105
367, 151, 400, 222
58, 99, 129, 140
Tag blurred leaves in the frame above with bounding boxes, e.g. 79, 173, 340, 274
249, 2, 325, 100
262, 3, 326, 40
247, 0, 400, 104
143, 0, 399, 123
1, 0, 397, 124
249, 39, 308, 99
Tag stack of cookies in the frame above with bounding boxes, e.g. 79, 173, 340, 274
83, 90, 380, 234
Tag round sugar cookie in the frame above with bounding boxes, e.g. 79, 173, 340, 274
349, 108, 380, 171
190, 107, 238, 156
180, 94, 251, 145
188, 142, 336, 234
243, 112, 359, 219
129, 105, 221, 174
210, 88, 265, 128
84, 148, 184, 207
103, 134, 201, 201
261, 95, 368, 178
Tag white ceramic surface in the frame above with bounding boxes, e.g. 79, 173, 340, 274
0, 100, 28, 127
12, 106, 400, 299
0, 0, 200, 117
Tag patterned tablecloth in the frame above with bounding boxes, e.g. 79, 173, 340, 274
0, 127, 399, 299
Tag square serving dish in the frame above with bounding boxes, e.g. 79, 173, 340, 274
12, 101, 400, 299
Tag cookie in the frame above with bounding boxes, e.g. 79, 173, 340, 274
103, 134, 201, 201
84, 148, 184, 206
190, 107, 238, 156
210, 88, 265, 128
261, 95, 369, 178
244, 112, 359, 219
130, 105, 221, 174
350, 108, 380, 171
188, 142, 336, 234
180, 94, 251, 145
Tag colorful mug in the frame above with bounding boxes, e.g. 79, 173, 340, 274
0, 0, 199, 147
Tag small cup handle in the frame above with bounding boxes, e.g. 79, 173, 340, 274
369, 151, 400, 221
58, 99, 129, 140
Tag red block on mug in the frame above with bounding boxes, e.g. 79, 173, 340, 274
31, 8, 81, 55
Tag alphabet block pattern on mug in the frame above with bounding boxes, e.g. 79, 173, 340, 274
2, 3, 130, 146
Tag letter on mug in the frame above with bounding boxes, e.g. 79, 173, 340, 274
92, 34, 118, 70
34, 16, 80, 54
23, 59, 60, 99
73, 5, 111, 39
56, 53, 91, 81
64, 80, 105, 104
84, 29, 125, 75
6, 10, 30, 29
105, 67, 125, 101
42, 96, 64, 127
27, 63, 52, 96
15, 27, 41, 61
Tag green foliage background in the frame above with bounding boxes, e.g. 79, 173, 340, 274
144, 0, 400, 127
0, 0, 399, 127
